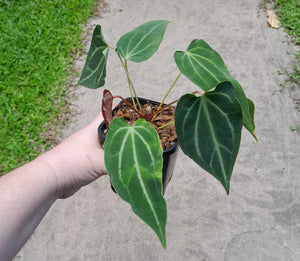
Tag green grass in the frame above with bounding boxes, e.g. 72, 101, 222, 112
0, 0, 100, 174
273, 0, 300, 87
274, 0, 300, 43
272, 0, 300, 131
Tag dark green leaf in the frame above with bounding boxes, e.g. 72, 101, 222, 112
78, 25, 109, 89
175, 82, 243, 194
231, 79, 255, 136
174, 39, 255, 136
246, 98, 257, 140
174, 39, 230, 92
104, 118, 167, 248
116, 20, 169, 62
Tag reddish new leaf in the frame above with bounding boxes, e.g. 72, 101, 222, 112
102, 89, 113, 129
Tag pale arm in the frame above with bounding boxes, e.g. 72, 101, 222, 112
0, 113, 106, 260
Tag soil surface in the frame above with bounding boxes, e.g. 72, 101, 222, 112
111, 99, 177, 150
17, 0, 299, 260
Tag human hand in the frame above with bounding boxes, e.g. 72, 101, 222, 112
39, 113, 107, 198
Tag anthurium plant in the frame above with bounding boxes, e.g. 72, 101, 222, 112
78, 20, 256, 249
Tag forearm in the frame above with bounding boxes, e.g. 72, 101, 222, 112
0, 158, 59, 260
0, 113, 106, 260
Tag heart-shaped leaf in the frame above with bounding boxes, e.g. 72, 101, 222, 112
116, 20, 169, 62
175, 81, 242, 194
174, 39, 255, 137
104, 118, 167, 248
78, 25, 109, 89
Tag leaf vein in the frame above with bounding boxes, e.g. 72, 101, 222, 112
126, 23, 163, 58
131, 133, 163, 238
202, 99, 227, 182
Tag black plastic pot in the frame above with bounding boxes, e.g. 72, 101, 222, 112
98, 97, 178, 194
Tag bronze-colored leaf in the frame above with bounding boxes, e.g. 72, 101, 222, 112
102, 89, 113, 129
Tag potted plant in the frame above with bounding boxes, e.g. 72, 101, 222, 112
78, 20, 256, 249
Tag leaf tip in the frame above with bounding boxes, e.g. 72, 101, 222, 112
252, 132, 258, 142
218, 177, 230, 195
161, 237, 167, 249
223, 181, 230, 195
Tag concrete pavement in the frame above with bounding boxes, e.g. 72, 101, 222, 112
16, 0, 300, 260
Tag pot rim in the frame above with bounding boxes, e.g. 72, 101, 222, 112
98, 97, 177, 153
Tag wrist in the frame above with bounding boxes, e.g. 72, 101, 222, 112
37, 143, 80, 198
38, 130, 105, 198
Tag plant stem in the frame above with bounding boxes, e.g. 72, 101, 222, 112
157, 120, 175, 130
123, 59, 137, 109
150, 99, 178, 122
110, 46, 142, 111
151, 72, 182, 122
113, 95, 143, 118
124, 60, 142, 111
151, 90, 203, 122
157, 72, 182, 113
